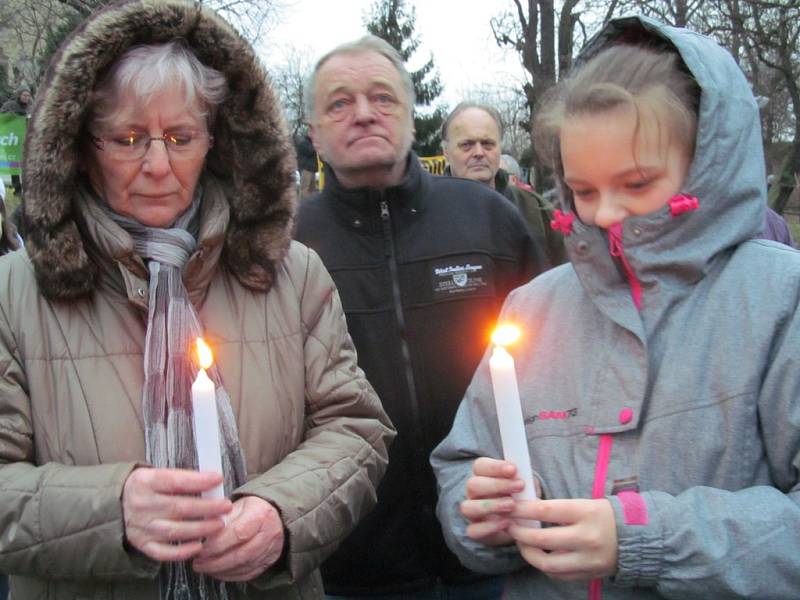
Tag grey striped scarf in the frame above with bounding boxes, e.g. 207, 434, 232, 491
89, 186, 247, 600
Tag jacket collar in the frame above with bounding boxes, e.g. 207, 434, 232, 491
322, 152, 428, 233
76, 175, 229, 308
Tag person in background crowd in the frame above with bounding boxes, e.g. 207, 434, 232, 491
433, 16, 800, 600
0, 2, 393, 599
0, 176, 21, 255
1, 85, 32, 197
296, 35, 546, 600
440, 102, 502, 188
499, 154, 532, 191
761, 206, 795, 247
441, 101, 566, 266
295, 127, 319, 198
763, 174, 796, 247
0, 86, 31, 117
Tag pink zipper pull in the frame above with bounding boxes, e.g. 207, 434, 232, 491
608, 223, 624, 257
608, 223, 642, 310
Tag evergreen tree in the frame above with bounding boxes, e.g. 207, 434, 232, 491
364, 0, 445, 157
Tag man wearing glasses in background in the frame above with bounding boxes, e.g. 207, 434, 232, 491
295, 35, 547, 600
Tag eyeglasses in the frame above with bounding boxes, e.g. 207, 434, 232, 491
89, 129, 213, 161
325, 92, 403, 122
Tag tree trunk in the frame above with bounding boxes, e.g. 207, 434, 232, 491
769, 5, 800, 215
675, 0, 689, 26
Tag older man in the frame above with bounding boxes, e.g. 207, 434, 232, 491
295, 36, 546, 599
442, 102, 566, 266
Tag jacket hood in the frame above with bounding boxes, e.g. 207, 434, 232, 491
556, 16, 765, 322
23, 0, 296, 300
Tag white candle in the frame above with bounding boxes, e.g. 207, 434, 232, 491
489, 325, 539, 527
191, 338, 224, 499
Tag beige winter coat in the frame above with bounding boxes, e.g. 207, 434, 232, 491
0, 1, 394, 598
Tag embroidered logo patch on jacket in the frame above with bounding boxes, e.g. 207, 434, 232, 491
430, 256, 494, 299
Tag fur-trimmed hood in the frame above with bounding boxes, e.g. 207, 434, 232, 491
23, 0, 296, 300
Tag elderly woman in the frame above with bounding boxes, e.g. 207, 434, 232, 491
0, 1, 394, 599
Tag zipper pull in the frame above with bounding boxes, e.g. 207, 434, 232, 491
608, 223, 624, 257
380, 200, 389, 220
606, 223, 643, 310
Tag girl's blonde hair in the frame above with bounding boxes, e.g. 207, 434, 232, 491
533, 44, 699, 173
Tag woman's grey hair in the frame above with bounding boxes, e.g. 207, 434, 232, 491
89, 40, 228, 131
304, 35, 415, 121
441, 102, 505, 144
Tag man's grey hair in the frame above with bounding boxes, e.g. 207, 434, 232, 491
304, 35, 415, 121
500, 154, 521, 178
440, 101, 504, 143
89, 40, 228, 130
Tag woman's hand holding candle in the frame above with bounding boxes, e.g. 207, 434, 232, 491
193, 496, 285, 581
121, 467, 232, 562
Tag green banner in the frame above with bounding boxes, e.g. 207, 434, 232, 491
0, 113, 27, 176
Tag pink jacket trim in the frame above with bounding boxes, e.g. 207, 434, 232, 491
617, 490, 649, 525
589, 434, 614, 600
591, 434, 614, 499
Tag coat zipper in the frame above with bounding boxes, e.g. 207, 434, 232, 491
589, 223, 643, 600
380, 199, 444, 567
608, 223, 642, 310
379, 199, 424, 451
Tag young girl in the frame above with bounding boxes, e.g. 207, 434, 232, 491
431, 15, 800, 600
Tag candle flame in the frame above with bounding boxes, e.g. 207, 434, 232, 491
195, 337, 213, 370
491, 324, 521, 347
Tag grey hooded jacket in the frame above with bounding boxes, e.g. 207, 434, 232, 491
431, 16, 800, 600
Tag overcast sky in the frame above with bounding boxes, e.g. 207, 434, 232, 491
259, 0, 526, 109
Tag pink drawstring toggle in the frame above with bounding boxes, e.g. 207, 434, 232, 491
669, 194, 699, 217
551, 210, 575, 235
